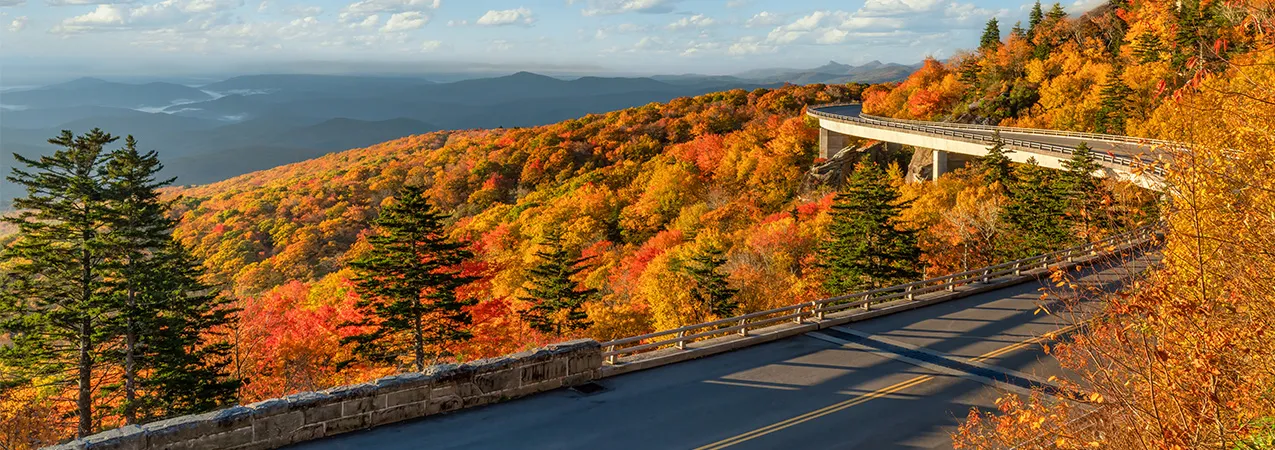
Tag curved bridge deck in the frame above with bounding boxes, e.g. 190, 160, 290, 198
809, 104, 1165, 190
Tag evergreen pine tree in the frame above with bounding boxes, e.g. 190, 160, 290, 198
102, 136, 170, 424
1011, 21, 1026, 39
103, 137, 238, 421
1047, 2, 1068, 21
0, 129, 118, 437
1028, 0, 1044, 34
342, 186, 478, 372
139, 242, 239, 417
818, 163, 921, 295
977, 132, 1015, 188
519, 229, 594, 336
1062, 143, 1110, 239
678, 244, 738, 323
1132, 32, 1166, 63
980, 18, 1002, 50
1095, 67, 1134, 135
1001, 158, 1074, 258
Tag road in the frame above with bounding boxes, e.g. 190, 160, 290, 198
815, 104, 1157, 161
295, 251, 1155, 450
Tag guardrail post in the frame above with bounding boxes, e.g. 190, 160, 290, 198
738, 319, 748, 337
676, 331, 686, 350
946, 278, 955, 291
981, 269, 990, 283
606, 346, 617, 364
794, 306, 804, 324
862, 294, 871, 311
906, 285, 914, 301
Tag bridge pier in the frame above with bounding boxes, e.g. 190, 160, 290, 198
932, 150, 948, 181
820, 128, 850, 160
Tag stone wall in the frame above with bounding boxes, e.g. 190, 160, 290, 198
49, 339, 602, 450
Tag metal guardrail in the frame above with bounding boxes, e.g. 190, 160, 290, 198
806, 105, 1168, 178
857, 112, 1181, 148
601, 226, 1157, 363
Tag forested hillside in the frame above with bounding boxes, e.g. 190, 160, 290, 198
850, 0, 1275, 446
12, 0, 1267, 443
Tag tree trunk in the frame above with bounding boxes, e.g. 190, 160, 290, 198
78, 317, 93, 438
124, 281, 137, 424
413, 313, 424, 372
78, 237, 94, 438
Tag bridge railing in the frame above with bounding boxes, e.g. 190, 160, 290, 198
857, 112, 1181, 149
806, 105, 1166, 177
600, 225, 1158, 363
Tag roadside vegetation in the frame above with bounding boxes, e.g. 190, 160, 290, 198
857, 0, 1275, 446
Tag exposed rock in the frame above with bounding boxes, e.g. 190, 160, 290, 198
804, 141, 907, 190
907, 148, 935, 182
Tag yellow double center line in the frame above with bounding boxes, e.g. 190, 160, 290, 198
694, 323, 1083, 450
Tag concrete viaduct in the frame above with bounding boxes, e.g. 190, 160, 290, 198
809, 104, 1167, 190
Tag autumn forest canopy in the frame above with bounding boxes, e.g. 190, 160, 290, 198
3, 0, 1275, 446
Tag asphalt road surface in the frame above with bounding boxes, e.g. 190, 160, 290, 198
296, 251, 1156, 450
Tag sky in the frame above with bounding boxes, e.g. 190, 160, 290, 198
0, 0, 1104, 83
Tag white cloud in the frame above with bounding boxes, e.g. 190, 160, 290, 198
476, 7, 534, 26
420, 39, 440, 51
666, 13, 713, 30
615, 23, 647, 32
745, 11, 781, 28
488, 39, 512, 51
680, 41, 720, 57
343, 0, 438, 15
45, 0, 134, 5
578, 0, 677, 16
283, 4, 322, 17
755, 2, 997, 49
52, 4, 127, 33
351, 14, 379, 28
7, 15, 26, 31
727, 36, 776, 55
339, 0, 438, 24
0, 0, 23, 6
380, 11, 426, 32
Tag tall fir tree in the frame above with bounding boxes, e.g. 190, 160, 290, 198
137, 242, 239, 417
1047, 2, 1068, 21
1096, 67, 1134, 135
977, 132, 1015, 188
103, 137, 238, 422
1011, 21, 1026, 39
102, 136, 170, 424
818, 163, 921, 295
1061, 143, 1110, 240
980, 18, 1002, 50
1001, 158, 1074, 258
1132, 32, 1166, 63
678, 244, 738, 323
1028, 0, 1044, 34
0, 129, 118, 437
519, 229, 595, 336
342, 185, 478, 372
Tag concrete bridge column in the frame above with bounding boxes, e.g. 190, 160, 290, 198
932, 149, 949, 181
820, 128, 850, 160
